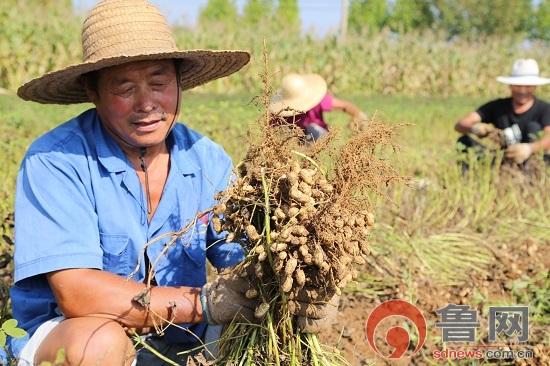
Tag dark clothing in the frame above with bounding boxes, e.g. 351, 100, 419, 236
457, 132, 550, 175
476, 97, 550, 142
457, 97, 550, 174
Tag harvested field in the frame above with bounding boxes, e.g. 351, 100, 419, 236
1, 93, 548, 365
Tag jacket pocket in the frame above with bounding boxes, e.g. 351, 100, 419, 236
99, 233, 130, 276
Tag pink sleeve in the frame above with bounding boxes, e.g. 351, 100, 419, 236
319, 93, 333, 112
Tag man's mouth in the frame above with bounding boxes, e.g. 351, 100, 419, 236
132, 119, 163, 132
131, 114, 166, 132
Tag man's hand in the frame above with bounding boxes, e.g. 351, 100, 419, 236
505, 143, 533, 164
470, 122, 495, 138
201, 274, 257, 325
290, 289, 340, 333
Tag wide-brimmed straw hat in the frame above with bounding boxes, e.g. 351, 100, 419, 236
496, 59, 550, 86
17, 0, 250, 104
269, 73, 327, 117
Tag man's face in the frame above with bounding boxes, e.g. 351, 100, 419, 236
509, 85, 536, 105
89, 59, 179, 148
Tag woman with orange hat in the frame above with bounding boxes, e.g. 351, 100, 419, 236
269, 73, 368, 141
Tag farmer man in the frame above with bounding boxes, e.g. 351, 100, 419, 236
269, 73, 367, 141
455, 58, 550, 168
8, 1, 335, 365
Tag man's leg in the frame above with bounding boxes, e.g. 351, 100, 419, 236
135, 325, 222, 365
34, 317, 135, 366
456, 135, 488, 174
305, 124, 328, 141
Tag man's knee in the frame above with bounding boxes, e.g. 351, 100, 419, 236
35, 317, 135, 366
457, 134, 475, 150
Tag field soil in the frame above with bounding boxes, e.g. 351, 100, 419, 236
319, 238, 550, 365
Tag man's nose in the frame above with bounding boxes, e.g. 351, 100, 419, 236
135, 87, 156, 112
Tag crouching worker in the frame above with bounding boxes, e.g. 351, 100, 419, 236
455, 58, 550, 172
269, 73, 368, 141
8, 1, 336, 365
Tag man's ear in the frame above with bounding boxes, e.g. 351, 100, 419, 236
81, 75, 99, 104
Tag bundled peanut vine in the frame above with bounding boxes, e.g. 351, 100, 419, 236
215, 141, 378, 308
211, 72, 401, 364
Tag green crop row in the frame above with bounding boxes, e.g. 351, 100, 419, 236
1, 2, 548, 97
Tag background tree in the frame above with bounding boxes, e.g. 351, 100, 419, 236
348, 0, 387, 33
433, 0, 533, 36
387, 0, 434, 32
198, 0, 238, 28
243, 0, 274, 26
532, 0, 550, 40
274, 0, 300, 32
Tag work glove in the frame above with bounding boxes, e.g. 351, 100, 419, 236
505, 143, 533, 164
470, 122, 495, 138
290, 289, 340, 333
201, 274, 257, 325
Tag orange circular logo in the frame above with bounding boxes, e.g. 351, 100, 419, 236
365, 300, 427, 359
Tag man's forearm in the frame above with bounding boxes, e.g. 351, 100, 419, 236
47, 268, 203, 328
455, 122, 471, 134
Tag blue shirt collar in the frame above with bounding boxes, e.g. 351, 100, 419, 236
91, 109, 200, 175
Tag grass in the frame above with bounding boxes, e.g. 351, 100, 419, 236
2, 1, 550, 97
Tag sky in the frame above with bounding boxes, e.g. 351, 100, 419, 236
73, 0, 343, 36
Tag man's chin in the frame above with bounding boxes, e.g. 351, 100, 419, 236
131, 130, 170, 145
123, 136, 168, 151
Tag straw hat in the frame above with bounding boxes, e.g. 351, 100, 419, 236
496, 59, 550, 86
17, 0, 250, 104
269, 73, 327, 116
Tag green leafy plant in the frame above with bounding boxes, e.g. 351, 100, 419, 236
0, 319, 27, 350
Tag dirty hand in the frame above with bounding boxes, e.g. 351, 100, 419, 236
351, 111, 368, 131
470, 122, 495, 138
201, 274, 257, 325
290, 290, 340, 333
505, 143, 533, 164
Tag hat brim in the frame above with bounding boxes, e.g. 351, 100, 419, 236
17, 50, 250, 104
269, 74, 327, 117
496, 75, 550, 86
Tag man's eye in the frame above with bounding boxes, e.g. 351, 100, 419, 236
151, 81, 169, 88
114, 87, 134, 96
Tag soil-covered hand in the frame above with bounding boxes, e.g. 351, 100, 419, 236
350, 111, 368, 131
291, 290, 340, 333
470, 122, 495, 138
505, 143, 533, 164
201, 274, 258, 325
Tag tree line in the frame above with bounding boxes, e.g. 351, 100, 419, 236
198, 0, 550, 40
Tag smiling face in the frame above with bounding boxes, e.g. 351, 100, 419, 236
86, 59, 179, 150
509, 84, 536, 106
